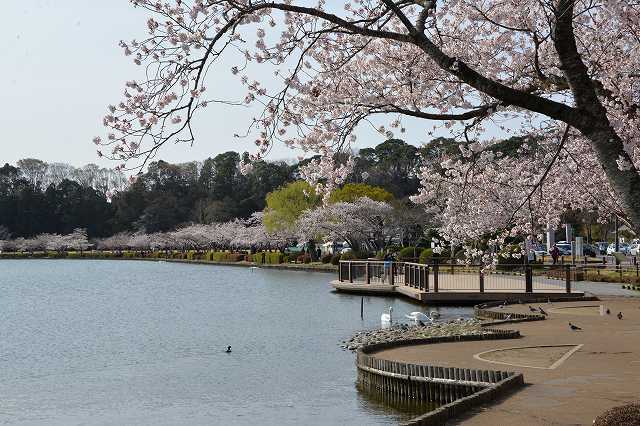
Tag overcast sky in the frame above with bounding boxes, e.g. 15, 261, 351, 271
1, 1, 505, 170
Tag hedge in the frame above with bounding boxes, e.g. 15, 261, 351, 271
398, 246, 420, 260
252, 251, 283, 264
204, 251, 246, 262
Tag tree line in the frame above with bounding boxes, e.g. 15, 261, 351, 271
1, 138, 436, 240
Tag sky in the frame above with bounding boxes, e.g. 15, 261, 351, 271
1, 1, 504, 170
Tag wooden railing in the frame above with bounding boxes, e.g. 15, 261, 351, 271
338, 260, 574, 293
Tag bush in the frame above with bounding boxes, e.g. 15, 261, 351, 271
419, 248, 433, 264
398, 246, 418, 260
46, 251, 67, 258
340, 251, 357, 261
228, 253, 245, 262
321, 253, 333, 263
331, 254, 342, 265
204, 251, 246, 262
252, 251, 283, 264
297, 253, 311, 264
267, 252, 283, 264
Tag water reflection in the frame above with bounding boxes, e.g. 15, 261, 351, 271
356, 384, 440, 423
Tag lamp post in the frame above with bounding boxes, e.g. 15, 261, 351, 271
615, 215, 620, 267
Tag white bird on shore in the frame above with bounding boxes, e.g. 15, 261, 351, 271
429, 311, 441, 319
405, 311, 435, 323
381, 307, 393, 326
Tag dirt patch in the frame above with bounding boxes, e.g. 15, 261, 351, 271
548, 305, 601, 316
475, 345, 582, 369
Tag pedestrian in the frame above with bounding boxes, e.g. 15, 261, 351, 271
550, 244, 560, 265
316, 247, 321, 260
383, 251, 392, 283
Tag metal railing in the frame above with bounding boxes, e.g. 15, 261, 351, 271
338, 260, 573, 293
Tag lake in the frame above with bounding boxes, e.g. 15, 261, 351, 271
0, 260, 472, 425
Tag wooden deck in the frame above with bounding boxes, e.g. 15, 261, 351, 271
331, 280, 585, 304
332, 261, 586, 304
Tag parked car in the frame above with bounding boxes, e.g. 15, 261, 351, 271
629, 243, 640, 256
607, 242, 631, 255
533, 244, 547, 257
555, 243, 572, 255
595, 242, 609, 255
582, 244, 598, 257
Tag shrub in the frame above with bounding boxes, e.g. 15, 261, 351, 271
297, 253, 311, 264
398, 246, 418, 260
203, 251, 246, 262
46, 251, 66, 258
227, 253, 244, 262
321, 253, 333, 263
340, 251, 357, 261
251, 251, 283, 264
267, 252, 283, 264
419, 248, 433, 264
331, 254, 342, 265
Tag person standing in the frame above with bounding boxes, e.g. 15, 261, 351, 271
383, 252, 392, 283
550, 244, 560, 265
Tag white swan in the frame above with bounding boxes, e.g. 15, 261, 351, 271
381, 307, 393, 327
405, 311, 434, 323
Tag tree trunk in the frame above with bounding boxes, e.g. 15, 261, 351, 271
583, 127, 640, 232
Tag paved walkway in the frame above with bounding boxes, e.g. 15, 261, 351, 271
574, 280, 639, 297
374, 297, 640, 425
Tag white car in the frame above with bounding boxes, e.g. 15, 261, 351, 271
607, 243, 631, 255
629, 243, 640, 256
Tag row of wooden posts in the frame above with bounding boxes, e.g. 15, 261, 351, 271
356, 353, 514, 405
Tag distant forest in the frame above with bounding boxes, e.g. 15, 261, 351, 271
0, 137, 531, 239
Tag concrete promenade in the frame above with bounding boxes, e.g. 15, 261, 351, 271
374, 297, 640, 424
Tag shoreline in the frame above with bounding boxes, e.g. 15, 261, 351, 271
0, 255, 338, 274
362, 296, 640, 425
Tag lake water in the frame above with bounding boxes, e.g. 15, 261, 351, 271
0, 260, 472, 425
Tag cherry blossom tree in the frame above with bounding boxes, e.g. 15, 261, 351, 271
64, 228, 91, 252
95, 233, 132, 252
297, 197, 396, 252
91, 215, 294, 253
96, 0, 640, 245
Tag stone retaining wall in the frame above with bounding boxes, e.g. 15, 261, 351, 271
475, 296, 599, 321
